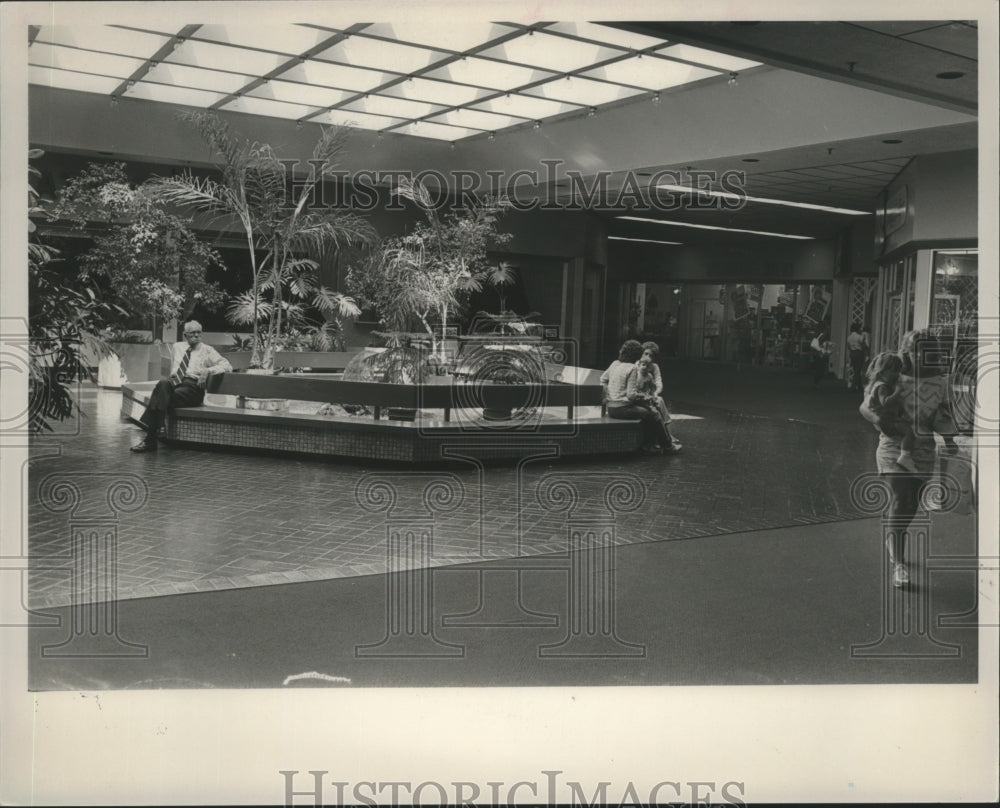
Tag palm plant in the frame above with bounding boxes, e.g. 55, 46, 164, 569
28, 150, 122, 431
347, 178, 512, 361
149, 112, 375, 368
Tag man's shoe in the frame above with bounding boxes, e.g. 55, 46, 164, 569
130, 437, 158, 453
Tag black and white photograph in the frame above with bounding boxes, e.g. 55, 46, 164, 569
1, 0, 997, 804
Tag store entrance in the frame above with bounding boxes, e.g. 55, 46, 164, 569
619, 281, 833, 367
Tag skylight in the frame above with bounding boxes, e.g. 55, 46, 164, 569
28, 21, 768, 143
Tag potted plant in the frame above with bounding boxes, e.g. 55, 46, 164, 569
150, 112, 375, 371
346, 178, 513, 369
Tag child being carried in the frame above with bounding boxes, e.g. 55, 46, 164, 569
862, 351, 918, 472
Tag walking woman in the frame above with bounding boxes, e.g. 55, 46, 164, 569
601, 339, 674, 454
846, 322, 870, 393
869, 329, 957, 587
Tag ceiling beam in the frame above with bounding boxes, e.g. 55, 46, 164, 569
111, 24, 203, 98
209, 22, 373, 112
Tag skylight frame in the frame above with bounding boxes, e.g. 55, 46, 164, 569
28, 64, 121, 95
580, 55, 719, 91
34, 25, 172, 60
422, 56, 558, 92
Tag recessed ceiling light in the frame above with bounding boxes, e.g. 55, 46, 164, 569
935, 71, 965, 79
882, 138, 903, 144
655, 184, 869, 215
742, 158, 759, 163
617, 215, 815, 240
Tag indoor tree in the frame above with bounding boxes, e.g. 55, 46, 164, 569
346, 178, 513, 360
149, 112, 376, 368
48, 161, 227, 339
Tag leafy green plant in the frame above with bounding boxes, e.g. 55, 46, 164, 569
28, 150, 122, 431
346, 178, 513, 361
48, 161, 226, 333
149, 112, 375, 368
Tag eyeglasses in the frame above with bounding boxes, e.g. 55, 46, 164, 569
184, 331, 202, 336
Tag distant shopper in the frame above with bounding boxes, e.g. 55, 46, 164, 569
130, 321, 232, 453
601, 340, 674, 455
846, 322, 870, 392
810, 330, 832, 385
861, 352, 918, 473
638, 341, 682, 451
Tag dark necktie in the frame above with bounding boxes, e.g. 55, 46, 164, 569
171, 346, 193, 385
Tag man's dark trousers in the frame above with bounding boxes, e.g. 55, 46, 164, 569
139, 378, 204, 435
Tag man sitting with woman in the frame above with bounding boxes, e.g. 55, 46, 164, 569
601, 339, 681, 455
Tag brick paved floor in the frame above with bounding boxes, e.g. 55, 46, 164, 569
26, 372, 901, 609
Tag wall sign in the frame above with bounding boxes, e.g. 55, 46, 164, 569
884, 184, 908, 235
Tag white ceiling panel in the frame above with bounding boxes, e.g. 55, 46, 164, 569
223, 96, 323, 120
343, 94, 444, 119
657, 43, 762, 72
391, 121, 482, 141
477, 31, 624, 73
426, 108, 528, 130
359, 22, 513, 54
319, 109, 406, 130
145, 62, 256, 94
248, 79, 352, 108
29, 42, 146, 79
542, 22, 667, 51
167, 39, 288, 75
379, 76, 491, 106
471, 93, 579, 119
423, 57, 557, 91
580, 55, 719, 90
525, 75, 643, 105
279, 59, 393, 93
126, 82, 226, 108
194, 24, 333, 56
316, 37, 447, 74
35, 25, 172, 59
29, 64, 121, 95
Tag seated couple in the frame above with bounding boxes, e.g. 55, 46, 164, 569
601, 340, 682, 456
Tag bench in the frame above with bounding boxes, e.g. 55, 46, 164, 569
222, 351, 359, 372
203, 372, 605, 422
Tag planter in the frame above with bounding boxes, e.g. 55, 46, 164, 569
237, 397, 289, 411
99, 342, 167, 388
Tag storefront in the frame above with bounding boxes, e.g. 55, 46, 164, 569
619, 281, 833, 367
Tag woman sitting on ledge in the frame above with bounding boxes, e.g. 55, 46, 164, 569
601, 339, 676, 455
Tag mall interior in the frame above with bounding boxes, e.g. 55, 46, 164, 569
15, 16, 988, 690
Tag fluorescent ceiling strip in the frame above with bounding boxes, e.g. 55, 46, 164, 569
608, 236, 683, 245
617, 215, 814, 240
655, 184, 869, 215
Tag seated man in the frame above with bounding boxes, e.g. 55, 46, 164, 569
130, 321, 233, 453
